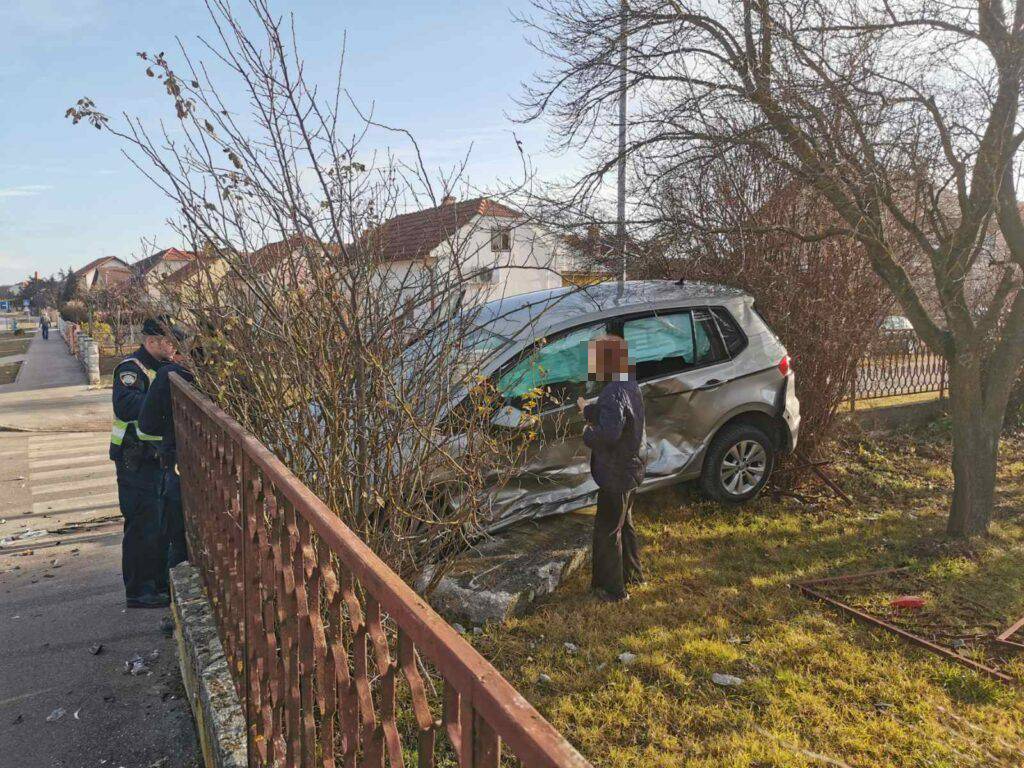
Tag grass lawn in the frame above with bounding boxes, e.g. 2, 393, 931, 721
0, 362, 21, 384
470, 420, 1024, 767
0, 336, 32, 358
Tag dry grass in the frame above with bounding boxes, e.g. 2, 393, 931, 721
0, 336, 31, 358
469, 420, 1024, 767
0, 362, 21, 385
841, 391, 943, 412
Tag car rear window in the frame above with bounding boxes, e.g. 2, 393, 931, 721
711, 307, 747, 357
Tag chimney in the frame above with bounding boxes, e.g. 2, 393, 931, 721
34, 271, 39, 281
441, 195, 456, 206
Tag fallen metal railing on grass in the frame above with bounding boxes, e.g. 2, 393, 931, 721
793, 568, 1016, 685
170, 373, 591, 768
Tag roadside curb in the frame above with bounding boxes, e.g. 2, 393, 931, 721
170, 562, 247, 768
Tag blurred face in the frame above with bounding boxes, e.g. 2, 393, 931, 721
588, 336, 630, 381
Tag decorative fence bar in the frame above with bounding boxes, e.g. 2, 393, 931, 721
170, 374, 591, 768
849, 329, 947, 407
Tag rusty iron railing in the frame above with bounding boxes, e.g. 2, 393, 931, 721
170, 374, 591, 768
849, 329, 947, 407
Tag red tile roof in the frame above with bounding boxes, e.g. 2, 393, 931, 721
133, 247, 198, 277
368, 197, 520, 263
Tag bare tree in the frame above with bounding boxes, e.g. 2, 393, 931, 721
67, 0, 555, 580
520, 0, 1024, 535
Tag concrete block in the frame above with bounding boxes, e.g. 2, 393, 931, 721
170, 563, 247, 768
420, 511, 594, 625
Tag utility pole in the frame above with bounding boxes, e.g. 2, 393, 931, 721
617, 0, 628, 284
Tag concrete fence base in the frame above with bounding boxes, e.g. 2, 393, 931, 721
170, 563, 247, 768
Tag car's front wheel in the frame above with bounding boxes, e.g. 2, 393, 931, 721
699, 423, 775, 504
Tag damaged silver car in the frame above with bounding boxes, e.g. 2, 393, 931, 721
433, 280, 800, 531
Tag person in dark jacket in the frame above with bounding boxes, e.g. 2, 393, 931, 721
577, 335, 646, 601
110, 318, 179, 608
139, 355, 195, 573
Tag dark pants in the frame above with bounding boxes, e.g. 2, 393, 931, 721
159, 467, 188, 568
41, 326, 49, 340
116, 461, 167, 598
591, 488, 643, 598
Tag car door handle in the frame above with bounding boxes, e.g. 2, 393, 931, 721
696, 378, 724, 391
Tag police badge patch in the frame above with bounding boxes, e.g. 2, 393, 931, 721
120, 371, 138, 387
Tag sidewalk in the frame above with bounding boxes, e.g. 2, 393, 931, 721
0, 330, 109, 432
0, 335, 199, 766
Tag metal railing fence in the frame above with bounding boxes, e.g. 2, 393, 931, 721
849, 329, 947, 407
170, 374, 590, 768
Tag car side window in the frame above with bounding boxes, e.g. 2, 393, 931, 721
710, 306, 747, 357
693, 308, 727, 364
624, 309, 727, 381
497, 323, 605, 410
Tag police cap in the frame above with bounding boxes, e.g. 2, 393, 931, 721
142, 316, 187, 342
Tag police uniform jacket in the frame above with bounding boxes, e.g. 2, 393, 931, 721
138, 362, 194, 467
109, 345, 166, 462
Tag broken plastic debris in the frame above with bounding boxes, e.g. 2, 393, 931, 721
537, 673, 552, 684
88, 644, 104, 655
124, 654, 149, 676
563, 642, 579, 654
711, 673, 744, 687
617, 652, 637, 665
46, 707, 66, 722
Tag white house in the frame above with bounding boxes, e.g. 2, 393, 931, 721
373, 196, 563, 307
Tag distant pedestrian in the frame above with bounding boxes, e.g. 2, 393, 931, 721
577, 335, 646, 602
40, 315, 50, 340
110, 317, 178, 609
139, 349, 194, 573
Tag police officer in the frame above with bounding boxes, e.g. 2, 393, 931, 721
138, 347, 195, 574
111, 318, 178, 609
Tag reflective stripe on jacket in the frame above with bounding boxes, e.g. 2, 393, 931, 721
110, 357, 161, 447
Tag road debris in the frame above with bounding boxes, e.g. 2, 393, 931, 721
45, 707, 66, 722
89, 643, 104, 655
124, 653, 150, 676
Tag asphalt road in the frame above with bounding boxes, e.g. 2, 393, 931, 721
0, 430, 200, 767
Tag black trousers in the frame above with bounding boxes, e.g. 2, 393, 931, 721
159, 467, 188, 569
116, 461, 167, 598
591, 487, 643, 598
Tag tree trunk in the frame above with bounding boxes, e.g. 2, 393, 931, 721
946, 358, 1001, 536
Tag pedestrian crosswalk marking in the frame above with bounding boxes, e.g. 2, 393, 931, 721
32, 492, 119, 515
28, 433, 108, 448
30, 453, 111, 469
30, 463, 112, 481
32, 476, 116, 496
28, 446, 109, 460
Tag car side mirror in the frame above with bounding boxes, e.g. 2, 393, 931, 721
491, 404, 526, 428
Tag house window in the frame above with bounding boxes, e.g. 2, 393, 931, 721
491, 227, 512, 252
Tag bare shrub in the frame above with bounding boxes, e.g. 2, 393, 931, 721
654, 151, 892, 464
67, 0, 546, 582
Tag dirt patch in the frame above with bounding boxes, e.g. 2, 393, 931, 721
0, 362, 21, 385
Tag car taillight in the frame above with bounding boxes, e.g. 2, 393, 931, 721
778, 355, 791, 376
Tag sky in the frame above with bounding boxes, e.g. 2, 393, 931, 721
0, 0, 580, 285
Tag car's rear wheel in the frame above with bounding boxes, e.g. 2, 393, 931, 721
700, 423, 775, 504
